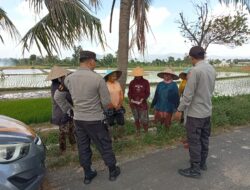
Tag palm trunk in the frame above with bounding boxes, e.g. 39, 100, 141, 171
117, 0, 132, 93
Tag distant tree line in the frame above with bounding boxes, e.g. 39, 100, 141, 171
1, 52, 250, 68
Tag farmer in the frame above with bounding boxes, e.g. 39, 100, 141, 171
103, 70, 125, 140
46, 66, 76, 155
151, 68, 179, 129
128, 67, 150, 135
178, 68, 191, 97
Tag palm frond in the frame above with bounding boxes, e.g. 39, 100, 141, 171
0, 7, 20, 43
21, 0, 105, 56
88, 0, 102, 10
109, 0, 116, 33
27, 0, 97, 13
219, 0, 250, 11
131, 0, 152, 55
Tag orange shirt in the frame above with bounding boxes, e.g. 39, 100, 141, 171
106, 81, 123, 108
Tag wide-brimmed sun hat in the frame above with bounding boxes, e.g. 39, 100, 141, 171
157, 68, 179, 80
103, 70, 122, 81
131, 67, 145, 77
45, 66, 71, 81
179, 68, 191, 78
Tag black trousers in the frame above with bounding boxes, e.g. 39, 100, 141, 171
74, 120, 116, 167
186, 116, 211, 164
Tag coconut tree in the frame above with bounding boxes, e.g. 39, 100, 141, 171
0, 0, 104, 56
110, 0, 152, 91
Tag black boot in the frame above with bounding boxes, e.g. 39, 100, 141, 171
178, 163, 201, 178
84, 166, 97, 184
200, 158, 207, 171
200, 163, 207, 171
109, 165, 121, 181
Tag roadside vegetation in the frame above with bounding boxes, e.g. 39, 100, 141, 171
1, 95, 250, 168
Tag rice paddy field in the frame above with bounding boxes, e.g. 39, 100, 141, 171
1, 68, 250, 99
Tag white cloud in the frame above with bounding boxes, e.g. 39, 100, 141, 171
91, 6, 172, 56
148, 7, 171, 28
14, 1, 48, 35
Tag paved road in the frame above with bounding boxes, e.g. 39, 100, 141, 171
47, 126, 250, 190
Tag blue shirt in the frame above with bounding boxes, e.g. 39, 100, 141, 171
152, 81, 179, 113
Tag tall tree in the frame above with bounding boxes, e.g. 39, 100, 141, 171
29, 54, 37, 65
178, 1, 250, 51
110, 0, 152, 91
72, 45, 83, 66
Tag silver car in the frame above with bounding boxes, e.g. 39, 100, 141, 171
0, 115, 46, 190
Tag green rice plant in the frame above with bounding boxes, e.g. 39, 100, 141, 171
0, 98, 51, 124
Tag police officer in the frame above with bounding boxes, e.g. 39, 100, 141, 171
175, 46, 216, 178
64, 50, 120, 184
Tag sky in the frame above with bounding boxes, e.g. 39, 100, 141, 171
0, 0, 250, 60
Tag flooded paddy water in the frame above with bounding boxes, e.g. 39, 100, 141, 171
0, 69, 250, 99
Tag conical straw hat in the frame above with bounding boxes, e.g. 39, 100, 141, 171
45, 66, 71, 81
131, 67, 144, 77
157, 68, 179, 80
103, 70, 122, 81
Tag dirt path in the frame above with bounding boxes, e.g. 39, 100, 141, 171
43, 126, 250, 190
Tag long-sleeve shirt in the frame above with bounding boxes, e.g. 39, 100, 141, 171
54, 89, 73, 113
128, 77, 150, 110
151, 81, 179, 113
178, 60, 216, 118
64, 67, 111, 121
51, 80, 62, 125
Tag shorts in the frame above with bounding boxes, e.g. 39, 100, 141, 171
131, 107, 149, 125
104, 107, 125, 126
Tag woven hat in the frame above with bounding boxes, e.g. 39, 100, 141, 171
179, 68, 191, 78
103, 70, 122, 81
157, 68, 179, 80
45, 66, 71, 81
131, 67, 145, 77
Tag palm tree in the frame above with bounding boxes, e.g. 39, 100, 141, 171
110, 0, 152, 90
1, 0, 104, 56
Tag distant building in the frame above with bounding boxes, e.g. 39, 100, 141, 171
218, 60, 230, 67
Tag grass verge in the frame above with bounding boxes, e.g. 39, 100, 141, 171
1, 95, 250, 168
